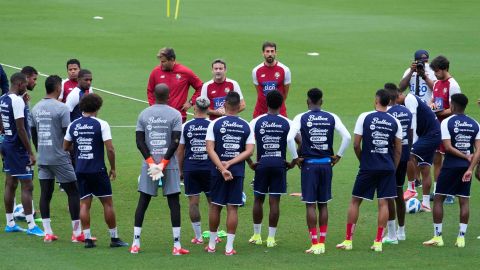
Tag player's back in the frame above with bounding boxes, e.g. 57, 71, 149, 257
67, 116, 109, 173
0, 93, 27, 147
356, 111, 401, 171
250, 113, 291, 168
407, 94, 439, 137
441, 114, 480, 168
137, 104, 182, 168
207, 115, 252, 176
181, 117, 211, 171
295, 109, 337, 159
31, 98, 71, 165
387, 105, 412, 161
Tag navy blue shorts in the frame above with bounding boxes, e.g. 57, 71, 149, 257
396, 160, 408, 187
301, 163, 332, 203
2, 144, 32, 180
76, 172, 112, 200
435, 167, 471, 197
184, 170, 210, 196
352, 170, 396, 200
210, 172, 244, 206
253, 166, 286, 196
411, 133, 441, 166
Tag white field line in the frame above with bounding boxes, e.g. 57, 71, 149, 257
0, 62, 194, 116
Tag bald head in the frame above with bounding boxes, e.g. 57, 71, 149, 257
154, 83, 170, 104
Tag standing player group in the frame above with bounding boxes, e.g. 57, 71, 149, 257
1, 44, 480, 256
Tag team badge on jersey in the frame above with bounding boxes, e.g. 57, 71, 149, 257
224, 87, 230, 93
443, 87, 447, 94
274, 72, 280, 79
176, 74, 181, 80
160, 75, 165, 79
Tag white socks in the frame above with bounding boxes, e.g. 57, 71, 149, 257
6, 213, 15, 227
172, 227, 181, 248
133, 226, 142, 247
191, 222, 202, 239
459, 223, 467, 237
268, 227, 277, 238
26, 214, 35, 230
42, 218, 52, 235
226, 233, 235, 252
72, 220, 81, 237
387, 220, 396, 239
253, 223, 261, 235
209, 231, 217, 249
422, 195, 430, 208
83, 229, 92, 239
109, 227, 119, 238
434, 223, 442, 236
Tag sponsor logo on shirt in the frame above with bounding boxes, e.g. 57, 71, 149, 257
261, 81, 277, 96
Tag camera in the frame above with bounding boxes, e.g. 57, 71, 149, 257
415, 60, 425, 71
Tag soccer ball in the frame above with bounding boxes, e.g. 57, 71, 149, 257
13, 204, 26, 221
406, 198, 421, 214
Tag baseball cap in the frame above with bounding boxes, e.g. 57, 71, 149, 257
414, 49, 429, 61
195, 96, 210, 109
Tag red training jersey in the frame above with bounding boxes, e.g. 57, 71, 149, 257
432, 77, 461, 122
61, 79, 78, 103
252, 61, 291, 118
200, 78, 243, 120
147, 63, 203, 121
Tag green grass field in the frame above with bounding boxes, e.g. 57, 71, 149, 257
1, 0, 480, 269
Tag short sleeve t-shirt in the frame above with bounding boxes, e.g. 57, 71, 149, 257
354, 111, 402, 171
31, 98, 71, 165
65, 116, 111, 173
136, 104, 182, 169
180, 118, 212, 171
206, 115, 254, 176
441, 114, 480, 168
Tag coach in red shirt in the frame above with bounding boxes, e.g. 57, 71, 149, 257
147, 48, 203, 122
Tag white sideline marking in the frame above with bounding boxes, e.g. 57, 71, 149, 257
0, 62, 194, 115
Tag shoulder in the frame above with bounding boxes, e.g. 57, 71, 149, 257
92, 117, 110, 129
176, 63, 196, 74
252, 63, 264, 73
276, 61, 290, 72
225, 78, 240, 86
203, 79, 214, 87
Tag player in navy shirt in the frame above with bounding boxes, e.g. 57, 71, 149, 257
1, 72, 44, 236
247, 90, 298, 248
205, 91, 255, 255
401, 91, 441, 211
289, 88, 351, 254
383, 83, 413, 244
178, 96, 212, 244
337, 89, 402, 252
423, 94, 480, 248
66, 69, 93, 122
64, 94, 127, 249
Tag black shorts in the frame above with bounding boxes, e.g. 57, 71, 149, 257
301, 163, 332, 203
435, 167, 471, 197
253, 166, 287, 196
352, 170, 396, 200
76, 172, 112, 200
210, 172, 243, 206
184, 170, 211, 196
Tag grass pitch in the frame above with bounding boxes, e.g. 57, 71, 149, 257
1, 0, 480, 269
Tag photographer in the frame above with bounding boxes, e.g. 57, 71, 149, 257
399, 50, 436, 105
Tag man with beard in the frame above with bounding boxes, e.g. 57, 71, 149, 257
252, 41, 291, 118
